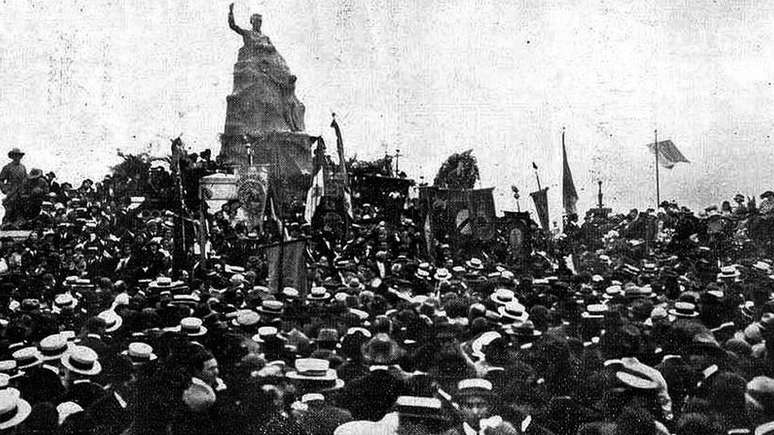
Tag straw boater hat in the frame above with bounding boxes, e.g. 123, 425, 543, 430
257, 300, 284, 317
717, 266, 741, 281
581, 304, 608, 320
12, 348, 42, 370
252, 326, 280, 344
121, 342, 157, 365
455, 378, 496, 399
0, 388, 31, 430
286, 358, 345, 390
433, 268, 451, 281
498, 302, 529, 323
231, 310, 261, 328
170, 317, 208, 337
61, 346, 101, 376
97, 309, 123, 333
603, 285, 623, 300
752, 261, 773, 274
307, 286, 331, 301
282, 287, 300, 300
52, 293, 78, 313
38, 334, 70, 362
669, 301, 699, 318
490, 288, 516, 305
466, 258, 484, 270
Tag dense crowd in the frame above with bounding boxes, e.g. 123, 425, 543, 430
1, 147, 774, 434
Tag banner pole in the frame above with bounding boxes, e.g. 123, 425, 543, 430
655, 129, 660, 208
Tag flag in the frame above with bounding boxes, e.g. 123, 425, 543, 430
562, 130, 578, 215
304, 137, 326, 223
236, 164, 270, 230
330, 115, 353, 219
266, 239, 308, 294
530, 188, 550, 230
266, 193, 290, 241
420, 187, 496, 247
647, 140, 689, 169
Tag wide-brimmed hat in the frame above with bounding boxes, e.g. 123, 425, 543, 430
97, 309, 123, 333
362, 333, 404, 365
230, 310, 260, 327
61, 346, 101, 376
38, 334, 71, 361
466, 258, 484, 270
286, 358, 344, 390
0, 389, 31, 430
624, 284, 656, 300
27, 169, 44, 180
753, 261, 773, 274
504, 319, 542, 338
12, 348, 41, 370
490, 288, 516, 305
148, 277, 185, 291
257, 300, 284, 317
121, 342, 157, 365
281, 287, 300, 300
7, 148, 24, 158
307, 286, 331, 301
669, 301, 699, 318
498, 302, 528, 323
169, 317, 208, 337
414, 269, 431, 280
603, 285, 623, 299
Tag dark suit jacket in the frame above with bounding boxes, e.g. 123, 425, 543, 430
337, 368, 408, 421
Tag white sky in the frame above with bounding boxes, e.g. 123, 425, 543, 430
1, 0, 774, 219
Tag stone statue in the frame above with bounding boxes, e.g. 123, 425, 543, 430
224, 3, 305, 136
219, 5, 312, 185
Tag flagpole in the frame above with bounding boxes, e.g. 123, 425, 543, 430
654, 129, 660, 208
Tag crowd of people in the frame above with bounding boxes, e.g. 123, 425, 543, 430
0, 146, 774, 434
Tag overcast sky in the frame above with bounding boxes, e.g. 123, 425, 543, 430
1, 0, 773, 219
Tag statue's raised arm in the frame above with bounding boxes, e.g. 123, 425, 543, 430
228, 3, 247, 36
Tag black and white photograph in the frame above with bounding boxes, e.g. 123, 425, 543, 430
0, 1, 773, 434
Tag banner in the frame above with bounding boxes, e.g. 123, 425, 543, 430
647, 140, 689, 169
267, 239, 309, 294
420, 187, 496, 247
530, 188, 550, 231
304, 137, 326, 223
562, 132, 578, 215
236, 164, 270, 231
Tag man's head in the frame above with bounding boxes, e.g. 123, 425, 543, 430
7, 148, 24, 163
455, 379, 495, 429
190, 347, 219, 388
250, 14, 262, 32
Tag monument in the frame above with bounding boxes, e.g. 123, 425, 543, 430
220, 4, 312, 185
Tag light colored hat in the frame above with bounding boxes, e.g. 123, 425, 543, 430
282, 287, 300, 299
252, 326, 279, 343
581, 304, 608, 319
456, 378, 494, 397
498, 302, 528, 322
38, 334, 70, 361
307, 286, 331, 301
717, 265, 741, 280
286, 358, 345, 390
669, 301, 699, 318
231, 310, 261, 327
98, 309, 123, 333
53, 293, 78, 312
0, 388, 31, 430
466, 258, 484, 270
61, 346, 101, 376
490, 288, 516, 305
433, 268, 451, 281
171, 317, 208, 336
12, 347, 42, 370
122, 342, 157, 365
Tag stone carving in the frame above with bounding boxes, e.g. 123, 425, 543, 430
224, 4, 305, 137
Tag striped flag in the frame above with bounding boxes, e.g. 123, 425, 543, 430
304, 137, 326, 223
647, 140, 689, 169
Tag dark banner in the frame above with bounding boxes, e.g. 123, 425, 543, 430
420, 187, 496, 247
266, 239, 309, 295
530, 188, 550, 231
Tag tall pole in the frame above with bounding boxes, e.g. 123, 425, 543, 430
654, 129, 660, 208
